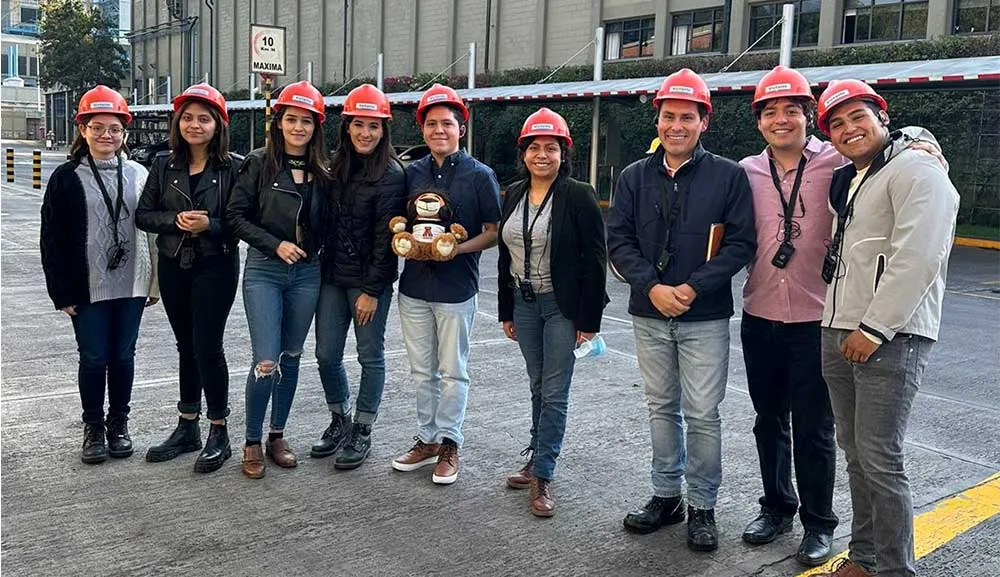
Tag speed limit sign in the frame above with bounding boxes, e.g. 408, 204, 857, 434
250, 24, 286, 75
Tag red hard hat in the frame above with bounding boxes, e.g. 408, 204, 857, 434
653, 68, 712, 115
75, 85, 132, 125
752, 66, 815, 110
342, 83, 391, 119
274, 80, 327, 124
416, 83, 469, 124
172, 83, 229, 124
518, 107, 573, 148
817, 79, 887, 136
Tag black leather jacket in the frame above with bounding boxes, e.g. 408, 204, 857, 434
324, 158, 406, 295
136, 151, 243, 258
226, 148, 328, 258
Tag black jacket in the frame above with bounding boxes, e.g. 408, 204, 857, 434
40, 161, 91, 309
226, 148, 328, 257
498, 176, 609, 333
324, 158, 407, 295
136, 151, 242, 258
607, 144, 756, 321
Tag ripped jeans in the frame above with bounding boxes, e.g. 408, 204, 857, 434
241, 247, 321, 443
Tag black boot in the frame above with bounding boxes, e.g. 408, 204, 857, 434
310, 412, 352, 458
194, 422, 232, 474
81, 422, 108, 464
146, 416, 201, 462
623, 495, 686, 534
106, 416, 133, 458
334, 423, 371, 470
687, 506, 718, 552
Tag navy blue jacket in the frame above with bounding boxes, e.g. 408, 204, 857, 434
607, 144, 756, 321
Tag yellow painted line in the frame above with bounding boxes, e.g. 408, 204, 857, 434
797, 472, 1000, 576
954, 237, 1000, 250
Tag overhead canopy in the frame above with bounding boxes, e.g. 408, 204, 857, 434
129, 55, 1000, 116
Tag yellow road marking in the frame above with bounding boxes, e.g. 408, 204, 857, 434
797, 472, 1000, 576
954, 237, 1000, 250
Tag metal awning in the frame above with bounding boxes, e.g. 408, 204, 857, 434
129, 55, 1000, 115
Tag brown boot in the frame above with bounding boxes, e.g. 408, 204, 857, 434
815, 559, 874, 577
241, 445, 265, 479
506, 448, 534, 489
530, 478, 555, 517
391, 437, 440, 472
265, 438, 298, 468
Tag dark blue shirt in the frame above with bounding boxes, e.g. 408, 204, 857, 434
399, 150, 502, 303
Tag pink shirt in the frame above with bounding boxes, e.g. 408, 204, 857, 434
740, 136, 846, 323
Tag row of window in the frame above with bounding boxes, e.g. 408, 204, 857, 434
604, 0, 999, 60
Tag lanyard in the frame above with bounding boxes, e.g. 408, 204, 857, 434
521, 185, 555, 280
87, 154, 125, 239
768, 154, 807, 242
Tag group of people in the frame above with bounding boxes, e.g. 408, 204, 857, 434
39, 64, 958, 577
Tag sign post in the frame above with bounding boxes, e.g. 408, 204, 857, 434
250, 24, 286, 147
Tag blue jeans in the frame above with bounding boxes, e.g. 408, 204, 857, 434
512, 292, 577, 481
822, 329, 932, 577
71, 297, 146, 425
632, 315, 730, 510
241, 248, 321, 442
397, 292, 476, 447
315, 283, 393, 426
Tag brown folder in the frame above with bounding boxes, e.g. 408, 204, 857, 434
706, 223, 724, 262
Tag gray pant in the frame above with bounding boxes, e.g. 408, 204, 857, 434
821, 329, 933, 577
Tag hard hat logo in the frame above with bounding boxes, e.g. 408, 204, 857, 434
426, 94, 449, 104
765, 83, 792, 94
355, 102, 379, 111
823, 89, 851, 109
291, 95, 315, 106
186, 87, 211, 97
530, 123, 554, 131
90, 102, 114, 110
668, 86, 695, 95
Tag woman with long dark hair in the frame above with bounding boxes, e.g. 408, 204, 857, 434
310, 84, 406, 469
226, 80, 331, 479
498, 108, 608, 516
40, 85, 159, 464
136, 83, 241, 473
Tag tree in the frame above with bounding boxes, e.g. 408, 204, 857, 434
38, 0, 128, 95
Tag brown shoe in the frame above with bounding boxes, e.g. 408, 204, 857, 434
265, 438, 298, 468
506, 448, 534, 489
391, 437, 440, 472
241, 445, 265, 479
431, 442, 460, 485
815, 559, 874, 577
530, 478, 555, 517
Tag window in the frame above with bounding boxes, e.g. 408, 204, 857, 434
605, 17, 655, 60
749, 1, 821, 50
158, 76, 168, 103
954, 0, 1000, 33
20, 7, 39, 25
842, 0, 928, 43
672, 8, 724, 55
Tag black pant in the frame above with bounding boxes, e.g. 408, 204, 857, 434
71, 297, 146, 425
740, 311, 838, 534
158, 252, 239, 421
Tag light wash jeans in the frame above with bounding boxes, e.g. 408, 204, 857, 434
512, 292, 577, 481
241, 247, 321, 442
632, 315, 730, 510
397, 293, 477, 447
315, 283, 393, 425
822, 328, 932, 577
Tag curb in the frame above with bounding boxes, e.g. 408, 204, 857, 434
955, 236, 1000, 250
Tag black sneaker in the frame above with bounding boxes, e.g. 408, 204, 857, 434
81, 422, 108, 464
146, 416, 201, 462
623, 495, 686, 534
334, 423, 371, 470
311, 413, 352, 458
687, 506, 718, 552
105, 416, 133, 458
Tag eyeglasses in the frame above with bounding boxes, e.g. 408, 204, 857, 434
86, 125, 125, 137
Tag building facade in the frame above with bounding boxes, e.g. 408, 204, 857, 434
127, 0, 995, 101
2, 0, 42, 139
